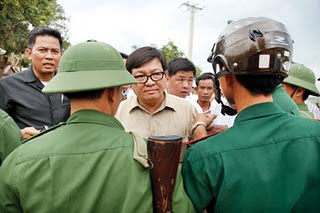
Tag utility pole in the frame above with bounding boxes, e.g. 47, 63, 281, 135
181, 1, 203, 61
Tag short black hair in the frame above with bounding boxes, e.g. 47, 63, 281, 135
120, 52, 128, 59
27, 26, 63, 51
168, 58, 196, 77
126, 46, 167, 73
196, 72, 214, 87
235, 74, 283, 96
64, 89, 105, 100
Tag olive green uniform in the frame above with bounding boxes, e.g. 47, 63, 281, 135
297, 103, 314, 119
0, 109, 21, 165
0, 110, 195, 212
282, 63, 320, 119
182, 102, 320, 212
272, 84, 301, 116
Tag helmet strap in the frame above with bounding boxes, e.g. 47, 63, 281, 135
212, 62, 237, 116
290, 86, 298, 98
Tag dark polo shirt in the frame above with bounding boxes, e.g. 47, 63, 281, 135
0, 67, 70, 129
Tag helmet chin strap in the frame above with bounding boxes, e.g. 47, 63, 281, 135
214, 81, 237, 116
212, 62, 237, 116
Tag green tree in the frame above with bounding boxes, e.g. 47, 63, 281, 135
0, 0, 69, 73
161, 41, 202, 76
160, 41, 185, 63
195, 66, 202, 78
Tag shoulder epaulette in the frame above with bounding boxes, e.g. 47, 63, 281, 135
22, 122, 66, 144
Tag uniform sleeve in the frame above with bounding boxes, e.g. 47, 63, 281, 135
182, 147, 224, 212
0, 81, 9, 111
172, 168, 196, 213
0, 151, 23, 212
0, 114, 22, 163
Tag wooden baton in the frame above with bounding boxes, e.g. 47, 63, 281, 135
147, 135, 182, 213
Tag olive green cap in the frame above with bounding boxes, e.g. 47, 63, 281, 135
283, 63, 320, 96
43, 40, 137, 93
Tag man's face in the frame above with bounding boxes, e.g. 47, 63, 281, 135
167, 71, 194, 98
131, 58, 167, 104
281, 82, 295, 96
25, 35, 61, 77
218, 74, 235, 105
113, 87, 125, 115
196, 79, 214, 103
281, 82, 302, 103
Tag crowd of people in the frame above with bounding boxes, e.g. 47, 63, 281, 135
0, 16, 319, 212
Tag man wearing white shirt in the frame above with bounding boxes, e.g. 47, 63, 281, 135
167, 58, 196, 98
193, 73, 236, 129
306, 99, 320, 119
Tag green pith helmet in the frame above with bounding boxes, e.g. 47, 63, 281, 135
43, 40, 137, 93
283, 63, 320, 96
208, 17, 293, 78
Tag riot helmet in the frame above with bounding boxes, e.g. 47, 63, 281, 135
43, 40, 137, 93
207, 17, 293, 115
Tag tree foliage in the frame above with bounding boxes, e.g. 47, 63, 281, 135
0, 0, 69, 72
160, 41, 185, 63
161, 41, 202, 77
194, 66, 202, 78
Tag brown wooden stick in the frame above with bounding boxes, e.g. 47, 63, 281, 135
147, 135, 182, 213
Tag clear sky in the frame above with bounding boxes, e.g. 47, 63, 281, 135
58, 0, 320, 78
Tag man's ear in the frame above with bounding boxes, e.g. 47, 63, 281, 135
165, 70, 170, 81
25, 48, 32, 60
295, 87, 305, 98
106, 88, 116, 102
224, 73, 234, 86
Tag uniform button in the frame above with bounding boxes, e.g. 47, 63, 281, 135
52, 108, 55, 111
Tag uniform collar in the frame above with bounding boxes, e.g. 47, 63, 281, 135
128, 91, 176, 114
296, 103, 313, 119
25, 66, 38, 82
234, 102, 285, 125
24, 66, 57, 88
67, 109, 125, 130
296, 103, 309, 111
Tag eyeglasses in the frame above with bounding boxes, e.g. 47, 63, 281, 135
133, 71, 165, 84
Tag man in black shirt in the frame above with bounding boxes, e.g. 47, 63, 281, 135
0, 27, 70, 131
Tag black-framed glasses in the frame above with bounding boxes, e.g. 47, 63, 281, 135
133, 71, 165, 84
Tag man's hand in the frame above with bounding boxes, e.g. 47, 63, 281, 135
21, 127, 40, 140
194, 112, 217, 127
192, 113, 217, 139
207, 124, 228, 134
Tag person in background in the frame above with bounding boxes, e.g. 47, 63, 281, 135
282, 63, 320, 119
167, 57, 196, 99
0, 26, 70, 132
182, 17, 320, 212
193, 73, 215, 113
0, 40, 195, 212
193, 72, 235, 132
306, 99, 320, 119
